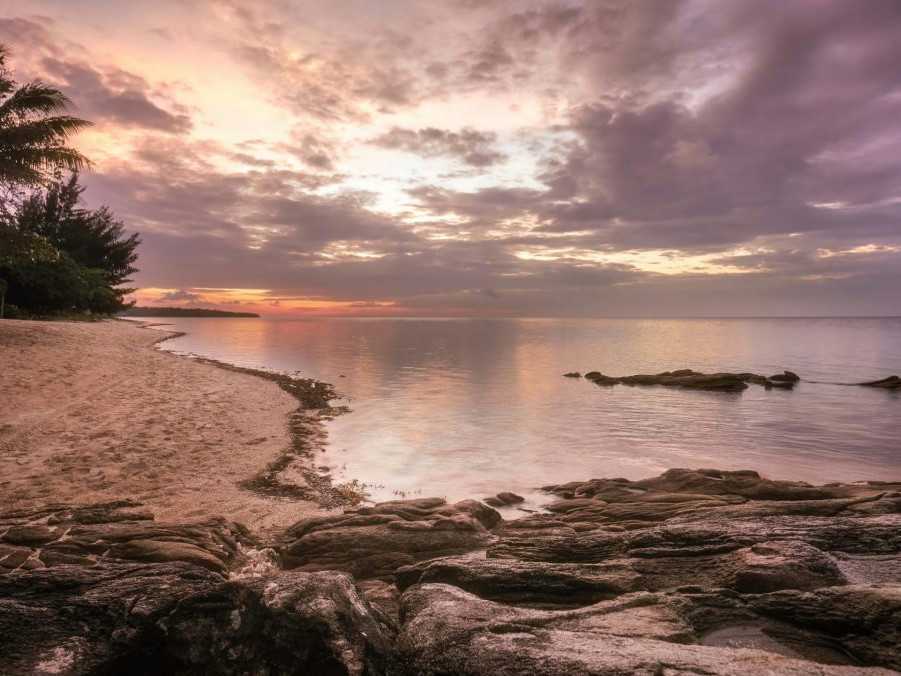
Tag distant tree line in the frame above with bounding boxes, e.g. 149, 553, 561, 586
122, 307, 260, 318
0, 46, 139, 318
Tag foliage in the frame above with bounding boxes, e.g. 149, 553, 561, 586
17, 174, 139, 288
1, 174, 140, 315
0, 47, 138, 318
0, 46, 91, 188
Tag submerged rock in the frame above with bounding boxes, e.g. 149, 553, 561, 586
858, 375, 901, 389
769, 370, 801, 383
580, 368, 801, 391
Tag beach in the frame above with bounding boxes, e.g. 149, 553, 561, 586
0, 319, 322, 533
1, 318, 900, 674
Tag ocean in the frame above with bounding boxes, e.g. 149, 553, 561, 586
148, 317, 901, 506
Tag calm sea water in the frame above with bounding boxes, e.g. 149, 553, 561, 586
148, 317, 901, 506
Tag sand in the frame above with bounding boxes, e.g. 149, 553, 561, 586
0, 319, 323, 533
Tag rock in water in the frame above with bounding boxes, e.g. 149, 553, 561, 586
582, 369, 802, 391
483, 491, 525, 507
858, 375, 901, 389
769, 370, 801, 383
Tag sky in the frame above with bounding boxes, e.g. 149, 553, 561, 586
2, 0, 900, 317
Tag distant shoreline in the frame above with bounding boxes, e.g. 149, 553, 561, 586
120, 306, 260, 318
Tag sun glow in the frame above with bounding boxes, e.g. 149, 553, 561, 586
513, 247, 762, 275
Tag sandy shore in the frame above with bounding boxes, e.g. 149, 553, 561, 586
0, 319, 323, 532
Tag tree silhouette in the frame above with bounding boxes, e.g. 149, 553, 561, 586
0, 46, 91, 188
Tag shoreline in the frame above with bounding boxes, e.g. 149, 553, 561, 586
1, 319, 899, 673
136, 319, 364, 507
0, 318, 346, 535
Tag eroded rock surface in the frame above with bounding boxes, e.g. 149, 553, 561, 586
0, 503, 391, 675
393, 469, 901, 674
2, 469, 899, 674
278, 497, 501, 579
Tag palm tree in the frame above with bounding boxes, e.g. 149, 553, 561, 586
0, 46, 91, 187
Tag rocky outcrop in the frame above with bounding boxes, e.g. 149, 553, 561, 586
395, 584, 899, 675
2, 469, 899, 674
393, 469, 901, 674
0, 503, 391, 675
580, 369, 801, 391
858, 375, 901, 389
0, 500, 252, 573
277, 497, 502, 579
483, 491, 525, 508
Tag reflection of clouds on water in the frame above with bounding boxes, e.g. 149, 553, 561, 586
155, 317, 901, 504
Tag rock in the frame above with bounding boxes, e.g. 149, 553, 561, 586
858, 375, 901, 389
3, 470, 900, 674
394, 584, 894, 674
562, 372, 581, 378
0, 501, 253, 574
748, 585, 901, 670
393, 469, 901, 673
0, 502, 391, 675
769, 370, 801, 383
729, 541, 847, 593
396, 555, 641, 607
584, 371, 620, 385
278, 497, 501, 579
0, 564, 391, 675
581, 368, 804, 391
142, 570, 392, 675
483, 491, 525, 507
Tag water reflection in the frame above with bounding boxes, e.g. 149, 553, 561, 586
156, 317, 901, 504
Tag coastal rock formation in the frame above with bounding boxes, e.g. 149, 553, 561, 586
393, 469, 901, 673
2, 469, 899, 674
278, 497, 502, 579
0, 500, 252, 573
0, 503, 391, 675
395, 584, 901, 674
483, 491, 525, 508
580, 369, 801, 391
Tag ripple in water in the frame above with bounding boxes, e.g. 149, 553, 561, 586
151, 317, 901, 505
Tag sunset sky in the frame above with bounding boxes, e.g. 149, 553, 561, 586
3, 0, 900, 316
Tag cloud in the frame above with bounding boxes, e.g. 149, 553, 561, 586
4, 1, 900, 316
159, 288, 204, 303
0, 17, 192, 135
370, 127, 506, 167
40, 58, 192, 133
279, 132, 336, 170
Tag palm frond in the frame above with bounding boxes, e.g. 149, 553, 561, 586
0, 116, 93, 147
0, 146, 90, 185
0, 48, 92, 187
0, 83, 74, 121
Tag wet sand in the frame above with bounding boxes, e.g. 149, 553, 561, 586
0, 319, 323, 533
